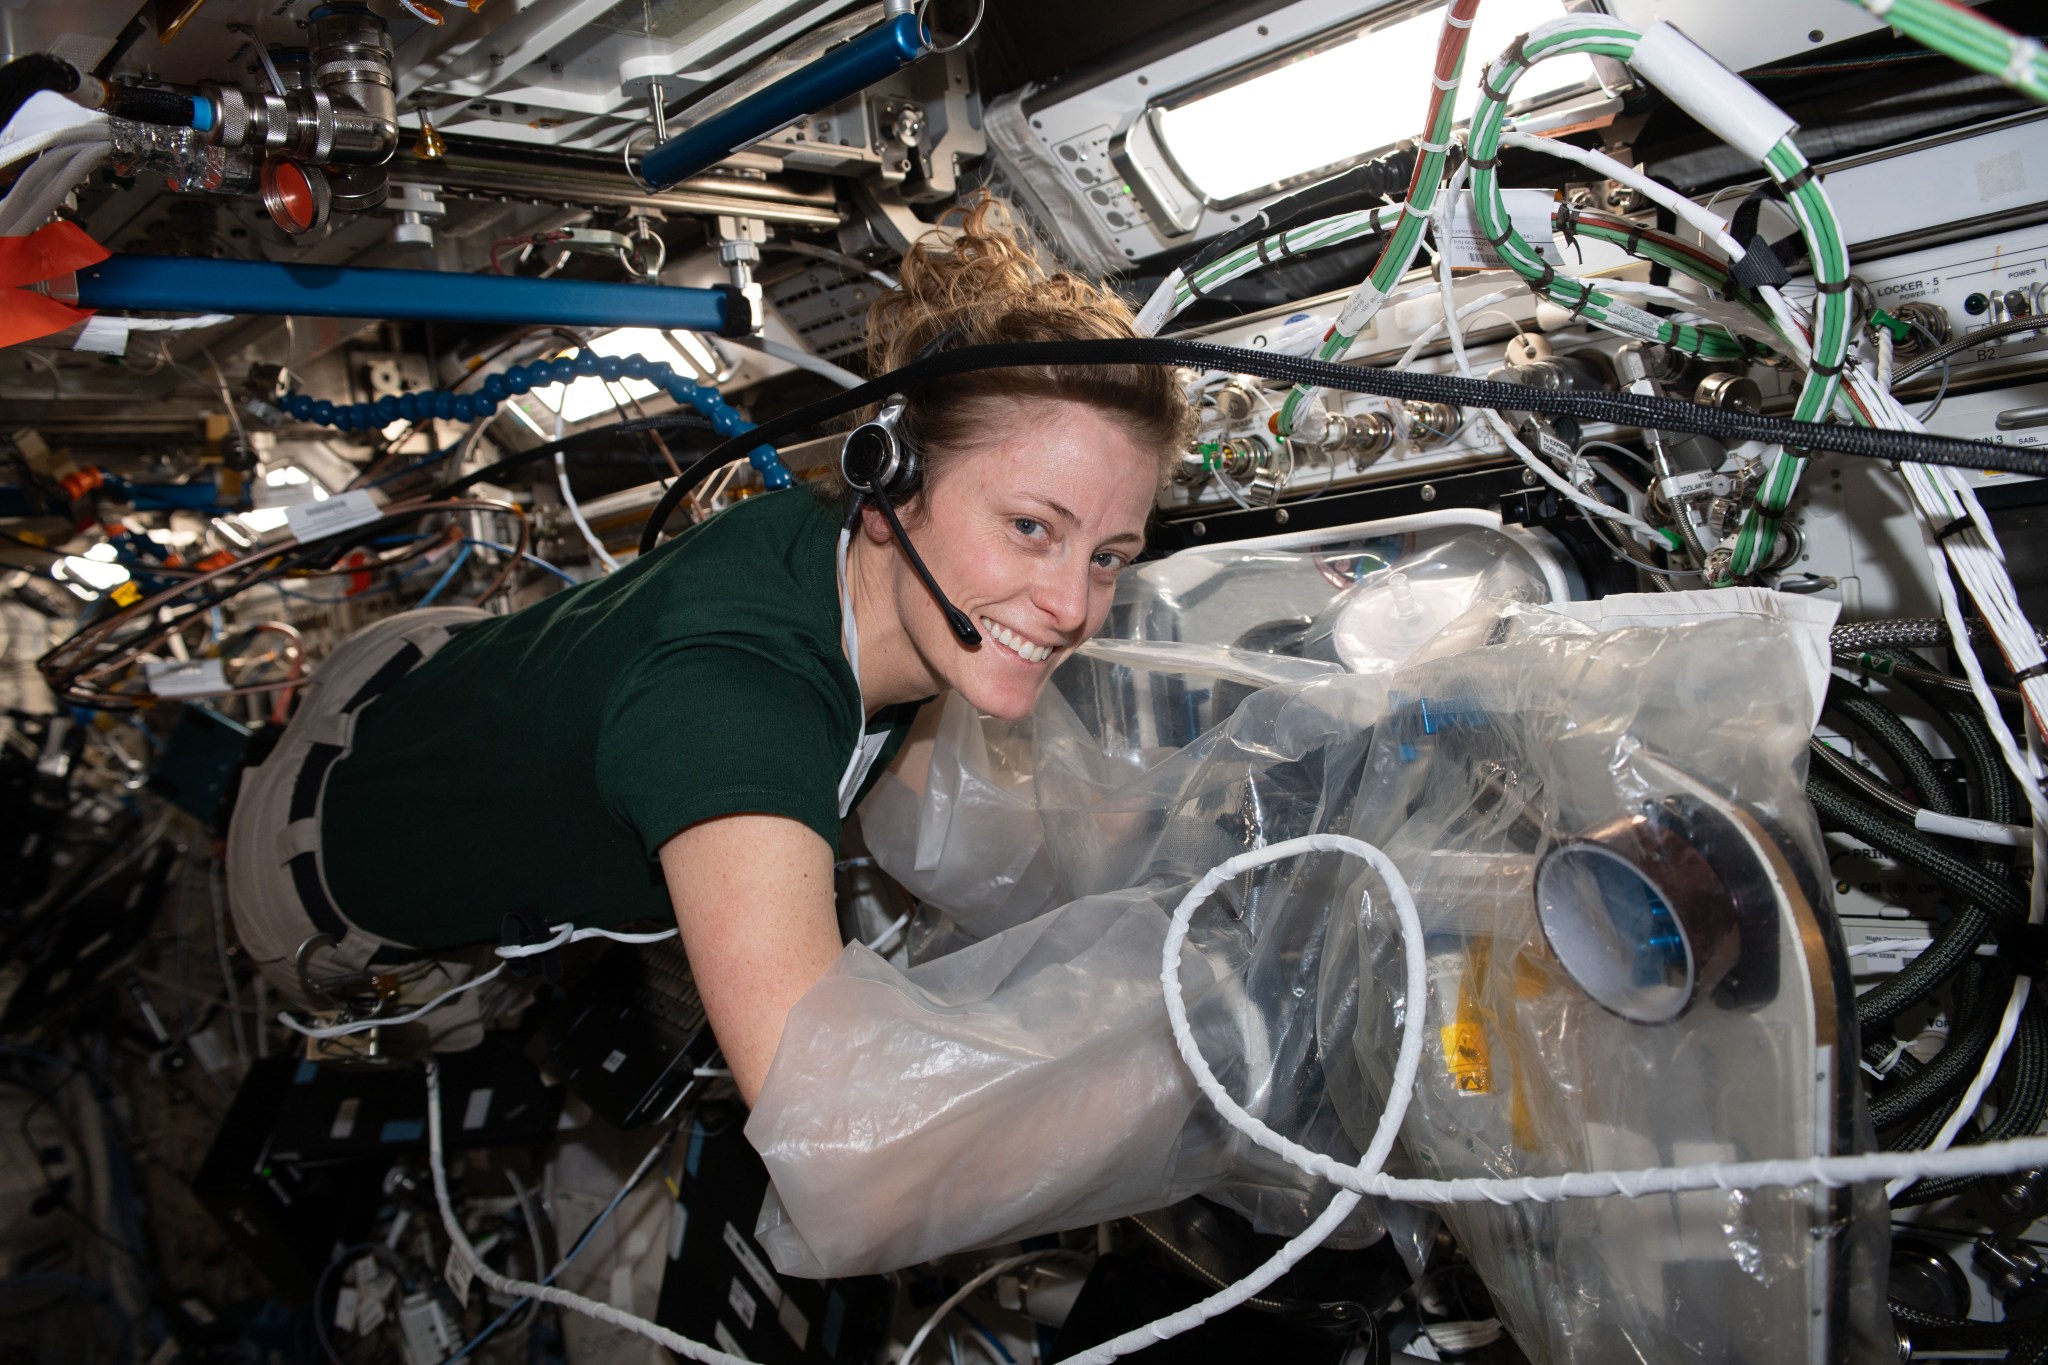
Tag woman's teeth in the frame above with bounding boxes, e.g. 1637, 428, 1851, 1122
979, 617, 1053, 663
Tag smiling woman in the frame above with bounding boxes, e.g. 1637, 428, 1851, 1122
224, 193, 1194, 1110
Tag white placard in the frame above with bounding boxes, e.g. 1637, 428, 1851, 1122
286, 489, 381, 542
333, 1287, 359, 1335
1442, 188, 1558, 270
727, 1277, 758, 1330
443, 1244, 475, 1308
252, 477, 319, 510
145, 658, 228, 698
461, 1087, 493, 1131
722, 1222, 781, 1307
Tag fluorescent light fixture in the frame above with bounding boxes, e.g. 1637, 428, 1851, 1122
54, 543, 132, 592
527, 327, 696, 425
1154, 0, 1596, 204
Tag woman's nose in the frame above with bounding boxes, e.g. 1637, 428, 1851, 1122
1032, 554, 1092, 636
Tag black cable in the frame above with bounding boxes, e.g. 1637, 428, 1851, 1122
1869, 962, 2005, 1129
441, 411, 715, 499
635, 337, 2047, 553
1176, 148, 1418, 282
1895, 313, 2048, 383
1881, 649, 2022, 829
1891, 1299, 2031, 1349
2009, 1324, 2048, 1365
1807, 775, 2027, 921
0, 55, 82, 129
1894, 999, 2048, 1205
1825, 685, 1957, 815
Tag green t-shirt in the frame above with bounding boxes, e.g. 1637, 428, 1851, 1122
321, 490, 919, 951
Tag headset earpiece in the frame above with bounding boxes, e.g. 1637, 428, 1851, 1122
840, 396, 920, 503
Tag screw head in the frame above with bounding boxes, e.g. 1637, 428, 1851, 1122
1274, 507, 1290, 525
1191, 521, 1207, 538
1419, 484, 1438, 503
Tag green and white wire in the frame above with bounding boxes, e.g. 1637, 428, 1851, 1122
1845, 0, 2048, 103
1139, 204, 1413, 335
1428, 174, 1675, 544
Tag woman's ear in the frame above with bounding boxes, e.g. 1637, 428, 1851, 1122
859, 500, 896, 546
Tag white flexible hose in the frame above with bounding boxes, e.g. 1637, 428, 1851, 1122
426, 1063, 754, 1365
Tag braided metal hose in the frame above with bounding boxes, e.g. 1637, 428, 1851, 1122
1895, 1002, 2048, 1206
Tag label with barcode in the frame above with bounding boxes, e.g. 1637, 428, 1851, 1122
145, 658, 228, 698
1443, 188, 1558, 269
286, 489, 381, 541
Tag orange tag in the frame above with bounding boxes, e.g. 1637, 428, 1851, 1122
110, 581, 142, 607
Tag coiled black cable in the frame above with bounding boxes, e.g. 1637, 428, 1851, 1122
1869, 962, 2006, 1129
1891, 1300, 2030, 1349
636, 338, 2048, 552
1894, 1000, 2048, 1205
1808, 777, 2026, 921
1825, 685, 1957, 815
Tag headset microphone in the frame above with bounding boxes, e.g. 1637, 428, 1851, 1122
840, 398, 983, 647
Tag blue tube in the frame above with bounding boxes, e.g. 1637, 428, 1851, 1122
639, 12, 928, 190
74, 256, 735, 333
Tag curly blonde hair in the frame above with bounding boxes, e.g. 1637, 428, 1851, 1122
848, 194, 1193, 496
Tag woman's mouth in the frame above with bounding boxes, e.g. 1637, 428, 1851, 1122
978, 617, 1055, 664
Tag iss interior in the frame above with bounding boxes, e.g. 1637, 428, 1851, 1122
5, 0, 2048, 1361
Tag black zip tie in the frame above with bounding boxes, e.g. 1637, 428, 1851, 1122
1563, 283, 1594, 320
1484, 224, 1514, 248
1815, 277, 1851, 294
1468, 153, 1499, 172
1934, 514, 1976, 541
1625, 224, 1646, 254
1184, 269, 1214, 300
2014, 661, 2048, 686
1254, 234, 1275, 267
1532, 260, 1556, 292
1809, 356, 1845, 377
1780, 164, 1817, 193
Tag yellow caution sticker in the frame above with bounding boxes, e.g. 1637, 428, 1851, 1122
1440, 1020, 1492, 1095
111, 581, 142, 607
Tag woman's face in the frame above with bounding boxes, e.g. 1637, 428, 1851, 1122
875, 399, 1158, 721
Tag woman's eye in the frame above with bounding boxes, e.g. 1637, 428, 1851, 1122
1092, 552, 1125, 572
1013, 518, 1045, 538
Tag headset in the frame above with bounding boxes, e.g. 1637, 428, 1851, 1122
839, 334, 983, 646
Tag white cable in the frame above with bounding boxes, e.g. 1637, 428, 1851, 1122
277, 922, 678, 1038
1061, 831, 1426, 1364
865, 911, 912, 956
556, 450, 620, 574
1888, 723, 2047, 1198
426, 1063, 753, 1365
1911, 809, 2032, 847
1135, 268, 1185, 337
278, 963, 508, 1039
900, 1252, 1069, 1365
734, 335, 864, 390
0, 139, 109, 236
1423, 181, 1668, 541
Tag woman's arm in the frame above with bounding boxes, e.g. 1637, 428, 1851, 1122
660, 813, 844, 1105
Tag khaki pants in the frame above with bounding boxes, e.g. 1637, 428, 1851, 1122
225, 607, 524, 1051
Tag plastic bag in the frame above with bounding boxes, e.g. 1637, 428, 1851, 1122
752, 669, 1403, 1274
1318, 592, 1889, 1364
856, 692, 1058, 945
748, 887, 1240, 1277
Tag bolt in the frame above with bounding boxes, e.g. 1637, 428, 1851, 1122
549, 60, 563, 76
1275, 508, 1290, 525
489, 50, 505, 67
1191, 521, 1207, 538
1420, 484, 1438, 503
1521, 469, 1536, 485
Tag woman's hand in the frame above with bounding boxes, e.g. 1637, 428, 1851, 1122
660, 813, 844, 1105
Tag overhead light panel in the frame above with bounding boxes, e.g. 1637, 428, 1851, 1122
1152, 0, 1597, 204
